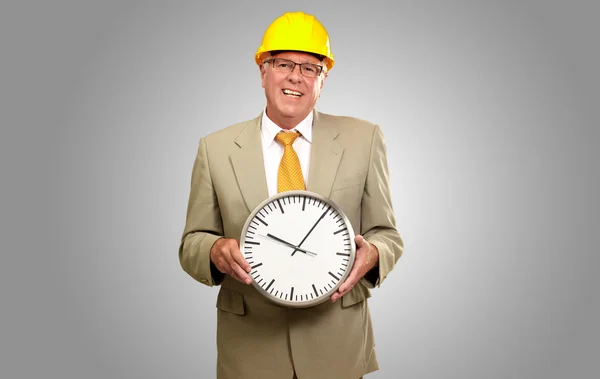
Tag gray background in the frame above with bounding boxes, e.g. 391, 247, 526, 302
1, 0, 598, 378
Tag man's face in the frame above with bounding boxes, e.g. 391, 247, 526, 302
260, 51, 326, 129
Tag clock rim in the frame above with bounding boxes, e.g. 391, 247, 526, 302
239, 190, 356, 308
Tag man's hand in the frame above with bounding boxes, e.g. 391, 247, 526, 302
330, 235, 379, 303
210, 238, 252, 285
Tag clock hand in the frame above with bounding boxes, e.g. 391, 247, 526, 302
291, 206, 330, 256
259, 233, 318, 257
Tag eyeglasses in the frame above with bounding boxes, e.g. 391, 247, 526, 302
263, 58, 324, 78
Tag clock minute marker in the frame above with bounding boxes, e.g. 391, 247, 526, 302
265, 279, 275, 292
256, 216, 268, 226
277, 199, 284, 214
329, 271, 340, 281
312, 284, 318, 297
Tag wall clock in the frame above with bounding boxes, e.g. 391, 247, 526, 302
239, 190, 356, 308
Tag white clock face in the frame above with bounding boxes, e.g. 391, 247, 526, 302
240, 191, 356, 308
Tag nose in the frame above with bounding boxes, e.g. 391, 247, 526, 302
286, 64, 303, 83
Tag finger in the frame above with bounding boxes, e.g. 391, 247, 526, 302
355, 234, 367, 249
333, 239, 368, 303
217, 246, 236, 276
214, 249, 231, 274
337, 268, 360, 297
230, 245, 251, 273
222, 242, 251, 284
331, 281, 356, 303
343, 252, 364, 287
231, 262, 252, 285
338, 275, 357, 295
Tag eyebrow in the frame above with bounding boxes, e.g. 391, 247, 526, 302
275, 58, 321, 65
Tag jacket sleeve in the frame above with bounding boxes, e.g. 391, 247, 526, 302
361, 125, 404, 288
179, 137, 225, 286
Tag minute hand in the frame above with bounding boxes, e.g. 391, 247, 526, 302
291, 206, 330, 256
263, 234, 317, 256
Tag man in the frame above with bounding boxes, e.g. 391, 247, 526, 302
179, 11, 403, 379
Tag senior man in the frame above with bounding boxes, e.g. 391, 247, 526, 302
179, 11, 403, 379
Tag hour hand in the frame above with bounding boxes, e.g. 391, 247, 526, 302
259, 233, 317, 257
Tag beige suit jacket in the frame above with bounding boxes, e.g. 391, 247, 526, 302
180, 110, 403, 379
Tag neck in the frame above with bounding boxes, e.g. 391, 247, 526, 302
265, 108, 311, 130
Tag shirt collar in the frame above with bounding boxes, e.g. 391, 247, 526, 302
261, 107, 313, 144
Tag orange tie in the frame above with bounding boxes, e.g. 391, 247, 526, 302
274, 131, 305, 192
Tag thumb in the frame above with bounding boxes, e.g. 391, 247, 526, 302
355, 235, 367, 248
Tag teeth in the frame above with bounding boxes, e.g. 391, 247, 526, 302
283, 89, 302, 96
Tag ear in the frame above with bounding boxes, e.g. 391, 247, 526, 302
258, 64, 265, 88
259, 63, 266, 88
320, 72, 327, 89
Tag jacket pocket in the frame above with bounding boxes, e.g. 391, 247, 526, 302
331, 172, 366, 192
216, 288, 245, 315
341, 283, 372, 308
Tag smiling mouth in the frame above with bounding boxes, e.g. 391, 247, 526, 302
282, 89, 302, 98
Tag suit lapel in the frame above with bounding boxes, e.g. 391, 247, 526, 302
230, 114, 269, 213
307, 111, 343, 198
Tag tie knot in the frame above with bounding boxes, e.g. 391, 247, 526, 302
275, 131, 301, 146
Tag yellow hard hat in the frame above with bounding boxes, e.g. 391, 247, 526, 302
255, 12, 335, 71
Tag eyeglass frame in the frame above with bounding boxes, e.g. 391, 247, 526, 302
262, 57, 325, 78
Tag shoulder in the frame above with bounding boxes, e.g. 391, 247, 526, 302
193, 115, 261, 162
316, 111, 382, 140
316, 111, 377, 129
204, 117, 258, 141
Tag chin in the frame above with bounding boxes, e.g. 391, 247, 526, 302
284, 104, 309, 116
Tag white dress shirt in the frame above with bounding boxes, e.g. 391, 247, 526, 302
260, 109, 313, 197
